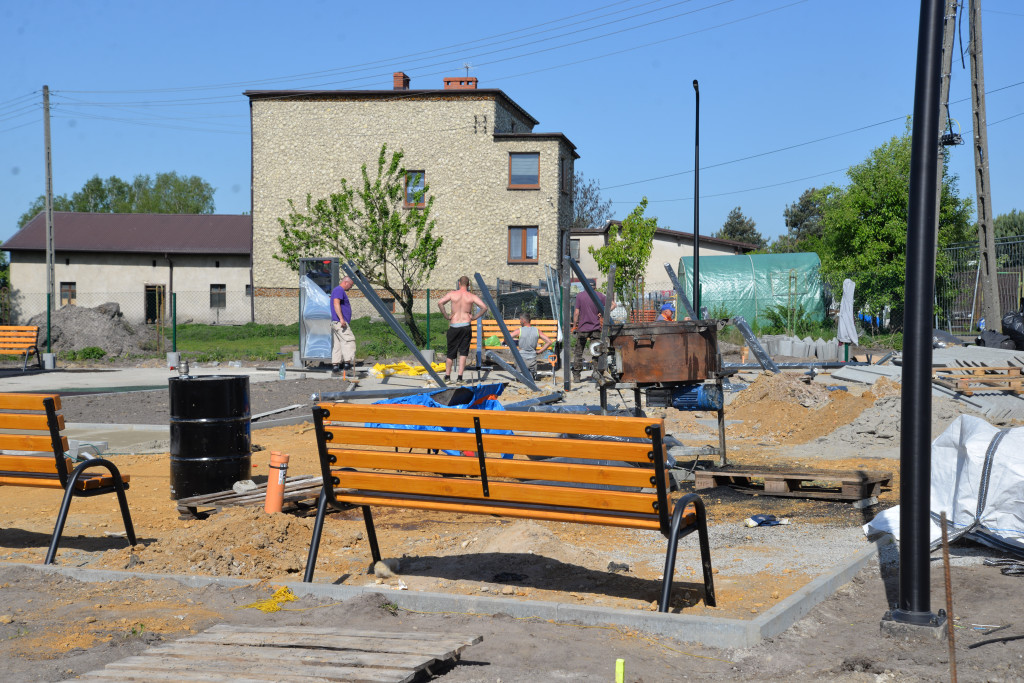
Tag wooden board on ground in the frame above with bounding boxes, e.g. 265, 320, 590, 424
694, 468, 893, 501
932, 366, 1024, 396
176, 475, 323, 518
74, 623, 482, 683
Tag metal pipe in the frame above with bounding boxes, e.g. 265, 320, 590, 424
567, 254, 605, 313
692, 79, 701, 312
311, 387, 435, 402
473, 273, 537, 387
731, 316, 780, 373
597, 263, 616, 375
892, 0, 944, 626
484, 350, 540, 391
723, 361, 870, 370
663, 263, 698, 321
561, 229, 572, 392
502, 392, 565, 410
340, 261, 447, 388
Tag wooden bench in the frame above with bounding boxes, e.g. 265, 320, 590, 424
0, 325, 42, 370
0, 393, 136, 563
304, 403, 715, 612
468, 319, 559, 354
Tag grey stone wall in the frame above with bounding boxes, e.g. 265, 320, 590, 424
251, 93, 574, 323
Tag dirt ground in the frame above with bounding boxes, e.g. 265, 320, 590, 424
2, 370, 1024, 681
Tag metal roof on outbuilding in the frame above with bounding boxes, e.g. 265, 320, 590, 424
4, 212, 251, 255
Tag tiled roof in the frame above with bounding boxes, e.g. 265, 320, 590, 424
4, 212, 251, 255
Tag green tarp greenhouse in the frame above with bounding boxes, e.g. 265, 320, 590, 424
678, 252, 825, 324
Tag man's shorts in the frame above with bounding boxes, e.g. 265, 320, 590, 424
446, 325, 472, 360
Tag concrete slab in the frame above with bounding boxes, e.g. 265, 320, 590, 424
0, 366, 315, 394
3, 540, 882, 648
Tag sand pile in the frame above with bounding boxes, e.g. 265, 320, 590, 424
27, 303, 154, 357
729, 371, 833, 410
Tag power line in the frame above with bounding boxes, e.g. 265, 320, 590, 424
609, 166, 847, 203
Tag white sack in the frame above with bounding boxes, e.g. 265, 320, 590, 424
837, 278, 859, 345
864, 415, 1024, 555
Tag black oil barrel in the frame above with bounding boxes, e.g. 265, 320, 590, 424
169, 375, 251, 500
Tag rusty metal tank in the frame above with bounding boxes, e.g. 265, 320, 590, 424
610, 320, 722, 384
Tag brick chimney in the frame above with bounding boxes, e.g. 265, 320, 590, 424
443, 76, 478, 90
393, 72, 410, 90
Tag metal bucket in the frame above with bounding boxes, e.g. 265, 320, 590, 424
610, 320, 721, 384
169, 375, 251, 500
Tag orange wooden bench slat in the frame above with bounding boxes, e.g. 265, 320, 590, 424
332, 471, 659, 514
0, 413, 64, 431
0, 474, 128, 490
332, 493, 667, 531
319, 403, 659, 439
0, 393, 62, 410
330, 449, 658, 489
324, 426, 652, 462
0, 455, 74, 474
0, 434, 69, 453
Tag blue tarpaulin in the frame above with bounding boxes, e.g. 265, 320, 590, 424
369, 383, 514, 457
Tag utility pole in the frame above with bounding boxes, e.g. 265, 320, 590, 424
43, 85, 54, 353
969, 0, 1001, 331
933, 0, 958, 258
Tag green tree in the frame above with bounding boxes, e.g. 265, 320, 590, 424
588, 197, 657, 305
17, 172, 215, 228
714, 206, 767, 249
772, 188, 825, 252
817, 123, 973, 329
994, 209, 1024, 239
275, 144, 442, 346
572, 171, 613, 232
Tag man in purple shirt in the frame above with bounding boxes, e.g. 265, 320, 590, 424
571, 288, 615, 383
331, 277, 355, 374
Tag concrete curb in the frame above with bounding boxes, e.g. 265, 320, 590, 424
1, 541, 880, 648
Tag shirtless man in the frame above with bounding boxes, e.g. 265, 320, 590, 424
437, 276, 488, 382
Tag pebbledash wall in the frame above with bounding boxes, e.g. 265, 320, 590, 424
247, 74, 577, 323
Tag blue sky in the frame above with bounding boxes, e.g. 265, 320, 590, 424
3, 0, 1023, 245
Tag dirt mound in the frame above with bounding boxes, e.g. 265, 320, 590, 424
27, 303, 154, 357
729, 371, 832, 410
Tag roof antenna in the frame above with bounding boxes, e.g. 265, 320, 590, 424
463, 62, 472, 77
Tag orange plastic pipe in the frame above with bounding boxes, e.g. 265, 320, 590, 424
264, 451, 290, 513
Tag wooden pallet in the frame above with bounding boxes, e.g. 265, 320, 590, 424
176, 475, 324, 518
74, 623, 482, 683
933, 366, 1024, 396
693, 468, 893, 501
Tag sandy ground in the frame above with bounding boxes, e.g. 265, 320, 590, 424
2, 367, 1023, 681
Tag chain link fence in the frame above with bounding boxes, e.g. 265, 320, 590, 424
9, 290, 254, 327
936, 236, 1024, 335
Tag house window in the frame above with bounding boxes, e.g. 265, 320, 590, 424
508, 153, 539, 189
560, 158, 570, 194
210, 284, 226, 309
508, 226, 538, 264
404, 171, 426, 208
570, 239, 580, 262
245, 284, 253, 297
60, 282, 76, 307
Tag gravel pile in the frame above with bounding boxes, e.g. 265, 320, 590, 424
27, 303, 154, 357
814, 393, 989, 448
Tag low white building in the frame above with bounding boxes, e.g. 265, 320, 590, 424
4, 212, 252, 325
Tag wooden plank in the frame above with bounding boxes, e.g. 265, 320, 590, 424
333, 470, 658, 514
694, 468, 892, 484
0, 475, 63, 488
331, 450, 658, 488
325, 426, 653, 463
102, 656, 415, 683
149, 641, 432, 670
0, 413, 63, 430
187, 631, 476, 659
319, 403, 661, 439
333, 493, 665, 530
0, 472, 126, 489
0, 433, 66, 452
0, 393, 60, 410
79, 669, 331, 683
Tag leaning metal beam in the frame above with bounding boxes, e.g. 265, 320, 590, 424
732, 315, 780, 374
567, 255, 605, 312
341, 261, 447, 387
597, 263, 616, 376
473, 273, 539, 389
663, 263, 699, 321
484, 350, 541, 391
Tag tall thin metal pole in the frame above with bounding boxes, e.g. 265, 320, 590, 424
692, 80, 700, 314
561, 229, 572, 392
43, 85, 54, 353
969, 0, 1001, 332
890, 0, 944, 627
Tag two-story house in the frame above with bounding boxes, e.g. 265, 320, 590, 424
246, 72, 578, 322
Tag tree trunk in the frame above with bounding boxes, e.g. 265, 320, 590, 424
399, 284, 425, 347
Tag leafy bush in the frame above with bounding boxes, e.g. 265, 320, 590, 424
59, 346, 107, 361
760, 303, 835, 338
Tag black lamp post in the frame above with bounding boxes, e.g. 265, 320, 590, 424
692, 79, 700, 315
